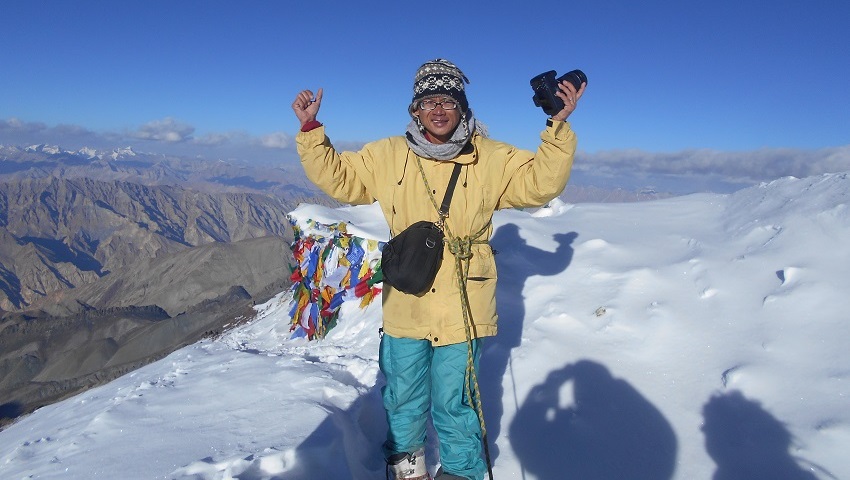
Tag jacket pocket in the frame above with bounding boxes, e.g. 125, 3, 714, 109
466, 244, 497, 281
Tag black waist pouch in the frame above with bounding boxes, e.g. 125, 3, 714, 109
382, 161, 462, 295
381, 221, 444, 295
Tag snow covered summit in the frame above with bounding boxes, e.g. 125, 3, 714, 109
1, 173, 848, 479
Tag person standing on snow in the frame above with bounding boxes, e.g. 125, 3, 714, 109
292, 58, 585, 480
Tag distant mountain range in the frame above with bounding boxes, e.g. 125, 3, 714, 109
0, 144, 337, 424
0, 142, 343, 311
0, 143, 320, 199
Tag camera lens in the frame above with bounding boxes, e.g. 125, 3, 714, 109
558, 69, 588, 91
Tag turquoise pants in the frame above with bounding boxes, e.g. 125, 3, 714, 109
379, 334, 485, 480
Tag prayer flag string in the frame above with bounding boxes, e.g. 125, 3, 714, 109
287, 216, 384, 339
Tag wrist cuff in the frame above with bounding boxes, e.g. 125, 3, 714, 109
301, 120, 322, 132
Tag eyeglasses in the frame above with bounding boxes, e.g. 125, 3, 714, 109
419, 99, 458, 111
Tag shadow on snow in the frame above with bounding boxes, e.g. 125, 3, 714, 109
485, 223, 678, 478
481, 223, 578, 462
209, 224, 830, 480
509, 360, 678, 480
702, 390, 830, 480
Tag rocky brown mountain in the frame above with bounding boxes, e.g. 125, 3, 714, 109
0, 233, 296, 426
0, 285, 259, 428
0, 176, 298, 311
0, 147, 339, 426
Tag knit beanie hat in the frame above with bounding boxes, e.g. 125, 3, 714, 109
409, 59, 470, 116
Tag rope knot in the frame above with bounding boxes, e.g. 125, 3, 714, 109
447, 236, 475, 260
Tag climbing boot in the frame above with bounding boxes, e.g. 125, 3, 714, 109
386, 447, 429, 479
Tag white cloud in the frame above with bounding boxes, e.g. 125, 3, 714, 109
1, 117, 47, 134
132, 117, 195, 143
259, 132, 290, 149
193, 133, 231, 146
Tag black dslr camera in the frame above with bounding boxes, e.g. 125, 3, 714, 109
530, 69, 587, 116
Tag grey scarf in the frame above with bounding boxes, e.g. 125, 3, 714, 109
405, 109, 484, 161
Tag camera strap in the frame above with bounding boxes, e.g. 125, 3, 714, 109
439, 163, 463, 220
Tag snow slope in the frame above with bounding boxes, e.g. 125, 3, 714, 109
2, 173, 849, 480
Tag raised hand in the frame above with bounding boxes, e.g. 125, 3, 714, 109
551, 81, 585, 122
292, 88, 323, 127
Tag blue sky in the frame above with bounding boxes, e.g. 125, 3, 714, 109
2, 1, 848, 192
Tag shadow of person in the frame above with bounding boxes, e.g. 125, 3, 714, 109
278, 382, 388, 479
479, 224, 577, 460
190, 382, 389, 480
702, 390, 826, 480
509, 360, 677, 480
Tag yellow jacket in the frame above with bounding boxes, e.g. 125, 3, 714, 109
296, 120, 576, 346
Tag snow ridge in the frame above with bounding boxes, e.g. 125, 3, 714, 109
2, 173, 849, 479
